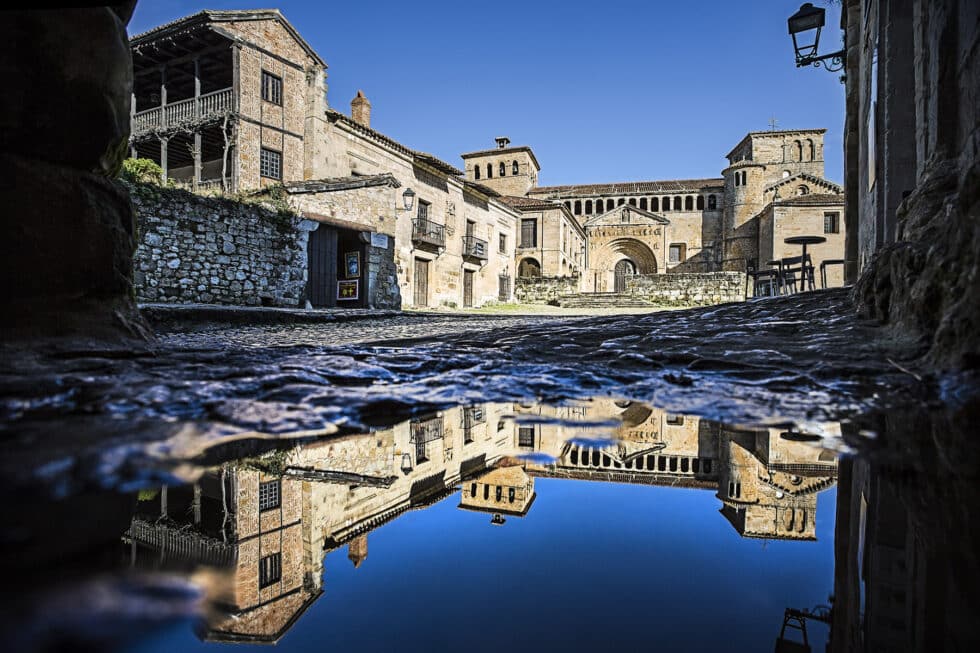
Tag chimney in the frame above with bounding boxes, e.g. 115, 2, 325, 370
351, 90, 371, 128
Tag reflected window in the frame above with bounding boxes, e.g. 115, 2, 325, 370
259, 480, 281, 512
518, 426, 535, 448
508, 488, 516, 503
259, 552, 281, 588
471, 483, 477, 497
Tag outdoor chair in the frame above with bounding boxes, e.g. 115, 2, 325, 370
770, 254, 815, 293
819, 259, 846, 288
745, 262, 782, 298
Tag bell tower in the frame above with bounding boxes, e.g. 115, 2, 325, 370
460, 137, 541, 197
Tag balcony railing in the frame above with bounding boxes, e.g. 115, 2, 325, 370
132, 87, 235, 135
412, 218, 446, 250
462, 235, 489, 260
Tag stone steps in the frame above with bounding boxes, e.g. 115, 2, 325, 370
557, 293, 653, 308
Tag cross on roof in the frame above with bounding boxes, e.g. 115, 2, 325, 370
768, 116, 779, 131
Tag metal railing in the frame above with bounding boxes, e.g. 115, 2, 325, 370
462, 235, 488, 260
132, 87, 235, 134
412, 218, 446, 248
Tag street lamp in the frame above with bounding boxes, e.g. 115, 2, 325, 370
402, 187, 416, 212
788, 3, 845, 73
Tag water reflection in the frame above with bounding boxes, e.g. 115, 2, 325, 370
114, 400, 840, 647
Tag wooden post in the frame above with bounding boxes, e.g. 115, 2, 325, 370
160, 484, 168, 517
160, 137, 168, 181
159, 65, 167, 128
193, 484, 201, 524
193, 131, 202, 190
193, 56, 201, 118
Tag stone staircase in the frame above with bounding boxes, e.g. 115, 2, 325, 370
556, 292, 653, 309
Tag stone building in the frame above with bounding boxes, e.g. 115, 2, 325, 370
498, 195, 586, 279
129, 9, 327, 193
463, 129, 846, 294
129, 10, 518, 309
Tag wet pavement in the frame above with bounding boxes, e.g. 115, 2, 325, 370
2, 289, 978, 651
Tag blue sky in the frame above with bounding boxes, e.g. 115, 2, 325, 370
130, 1, 845, 186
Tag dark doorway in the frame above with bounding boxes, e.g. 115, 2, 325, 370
336, 230, 366, 307
463, 270, 474, 307
498, 275, 511, 301
614, 259, 636, 293
414, 258, 429, 307
307, 226, 337, 308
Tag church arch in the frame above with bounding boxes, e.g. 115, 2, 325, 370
486, 163, 492, 178
614, 258, 637, 292
512, 160, 519, 175
639, 197, 648, 210
585, 199, 593, 214
651, 197, 659, 211
696, 195, 705, 210
574, 200, 582, 215
499, 161, 506, 177
685, 196, 694, 211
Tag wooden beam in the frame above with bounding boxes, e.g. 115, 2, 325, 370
193, 131, 202, 189
160, 137, 168, 180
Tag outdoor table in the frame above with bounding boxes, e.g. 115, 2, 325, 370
784, 235, 825, 291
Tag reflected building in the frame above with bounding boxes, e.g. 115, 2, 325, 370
120, 400, 840, 644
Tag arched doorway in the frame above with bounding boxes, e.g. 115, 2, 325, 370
614, 259, 636, 292
518, 257, 541, 278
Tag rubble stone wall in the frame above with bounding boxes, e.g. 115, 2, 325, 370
515, 276, 581, 304
627, 273, 746, 306
130, 182, 309, 307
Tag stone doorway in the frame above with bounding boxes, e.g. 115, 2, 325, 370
463, 270, 474, 307
614, 259, 636, 293
414, 258, 429, 306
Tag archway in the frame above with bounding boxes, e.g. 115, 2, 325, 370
589, 238, 658, 293
614, 259, 636, 292
518, 257, 541, 278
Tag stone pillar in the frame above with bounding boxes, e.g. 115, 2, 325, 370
0, 5, 150, 344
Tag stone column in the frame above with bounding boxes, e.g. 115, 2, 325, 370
0, 4, 150, 344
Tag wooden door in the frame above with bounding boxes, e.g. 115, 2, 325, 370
414, 258, 429, 307
498, 275, 510, 302
614, 259, 635, 293
307, 226, 337, 307
463, 270, 474, 307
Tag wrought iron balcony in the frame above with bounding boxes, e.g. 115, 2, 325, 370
412, 218, 446, 251
131, 87, 235, 137
462, 235, 488, 261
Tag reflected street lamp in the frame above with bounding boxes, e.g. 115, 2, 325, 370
788, 3, 845, 73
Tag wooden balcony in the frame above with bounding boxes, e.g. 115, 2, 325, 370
412, 219, 446, 252
462, 235, 489, 261
132, 87, 235, 137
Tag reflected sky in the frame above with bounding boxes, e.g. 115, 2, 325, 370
94, 399, 840, 652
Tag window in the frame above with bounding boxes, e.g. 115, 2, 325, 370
486, 163, 492, 178
824, 212, 840, 234
651, 197, 659, 212
685, 196, 694, 211
259, 480, 281, 511
628, 198, 636, 207
674, 196, 682, 210
518, 426, 535, 448
795, 140, 803, 161
574, 200, 582, 215
668, 243, 686, 264
508, 487, 516, 503
585, 200, 592, 214
797, 185, 810, 196
707, 194, 717, 210
520, 219, 537, 248
417, 199, 430, 221
470, 483, 477, 496
497, 419, 506, 432
415, 437, 428, 463
499, 161, 506, 177
261, 70, 282, 105
639, 198, 648, 210
666, 414, 685, 426
696, 196, 705, 210
260, 148, 282, 179
512, 160, 519, 175
475, 165, 481, 180
617, 198, 625, 206
734, 173, 740, 187
259, 553, 281, 588
499, 233, 507, 253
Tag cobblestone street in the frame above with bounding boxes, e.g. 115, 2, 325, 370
159, 313, 590, 348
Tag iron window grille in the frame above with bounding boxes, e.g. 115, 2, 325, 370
259, 552, 281, 588
824, 212, 840, 234
518, 426, 535, 448
259, 479, 281, 512
260, 148, 282, 180
261, 70, 282, 105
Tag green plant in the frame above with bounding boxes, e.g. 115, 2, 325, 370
119, 158, 164, 184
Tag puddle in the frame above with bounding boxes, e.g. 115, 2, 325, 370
2, 399, 853, 652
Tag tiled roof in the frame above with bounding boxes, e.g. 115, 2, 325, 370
282, 174, 400, 194
528, 178, 725, 197
326, 110, 464, 177
463, 181, 502, 198
498, 195, 561, 210
130, 9, 326, 67
776, 193, 845, 206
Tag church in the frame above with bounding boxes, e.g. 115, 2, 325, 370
462, 130, 845, 294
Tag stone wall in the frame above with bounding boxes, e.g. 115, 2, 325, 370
130, 182, 309, 307
626, 272, 745, 306
515, 276, 581, 304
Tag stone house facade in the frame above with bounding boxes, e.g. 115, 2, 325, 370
499, 195, 586, 279
129, 9, 327, 193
